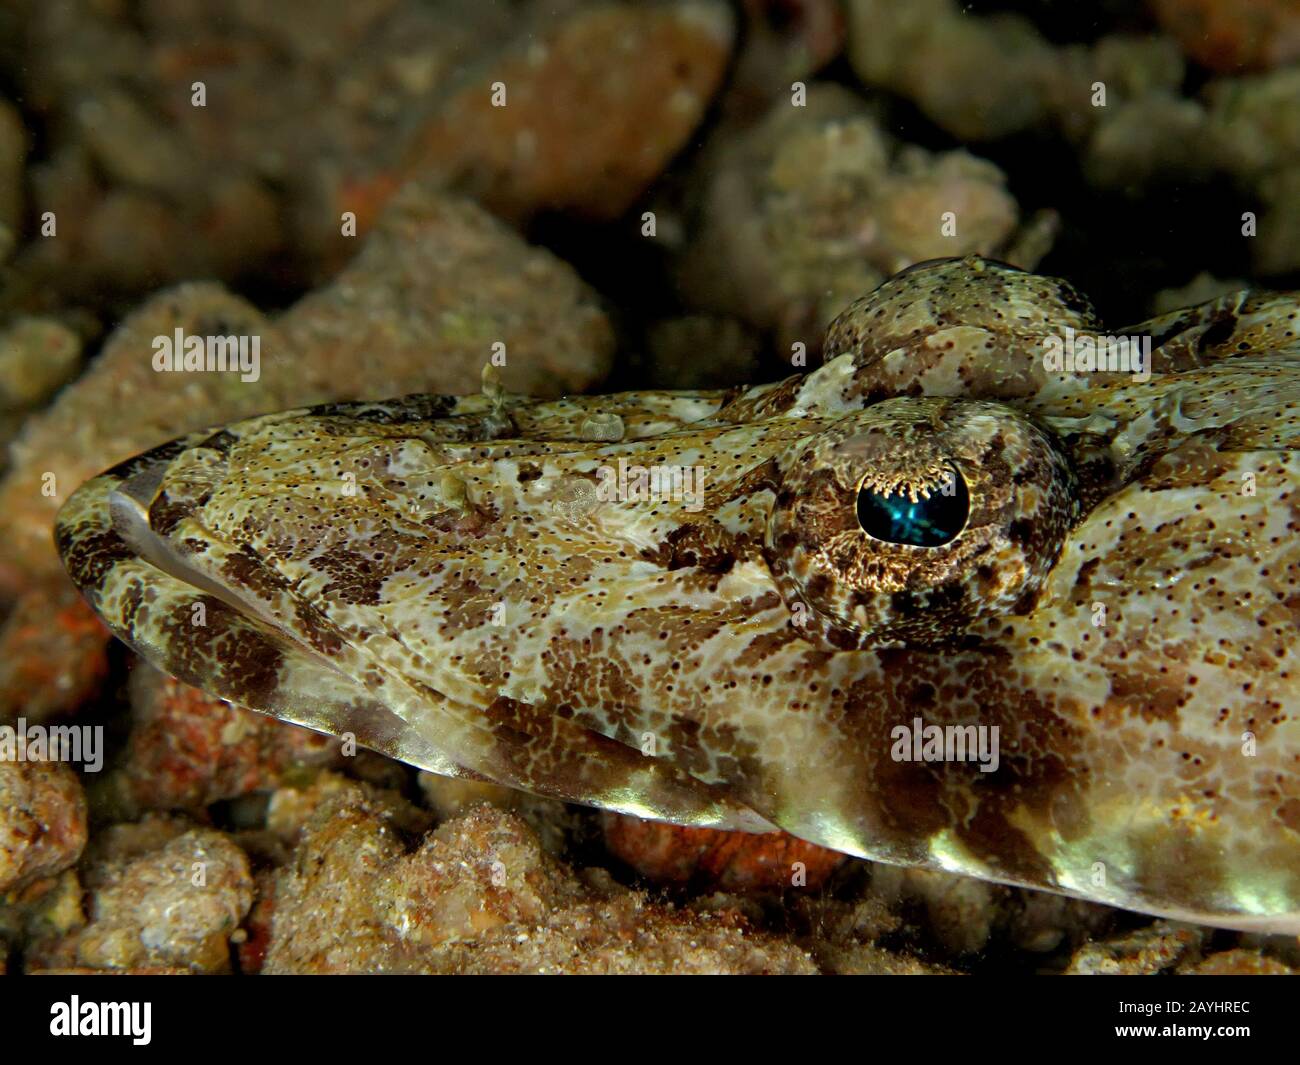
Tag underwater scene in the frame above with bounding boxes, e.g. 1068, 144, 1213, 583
0, 0, 1298, 984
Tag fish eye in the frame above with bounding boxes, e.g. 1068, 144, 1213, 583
764, 397, 1077, 647
855, 468, 969, 548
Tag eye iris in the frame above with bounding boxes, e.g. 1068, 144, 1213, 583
856, 470, 969, 547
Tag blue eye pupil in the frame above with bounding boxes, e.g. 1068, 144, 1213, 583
856, 471, 969, 547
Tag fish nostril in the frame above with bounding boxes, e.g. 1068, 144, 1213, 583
856, 468, 969, 547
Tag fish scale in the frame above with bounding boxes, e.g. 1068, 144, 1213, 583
56, 256, 1300, 931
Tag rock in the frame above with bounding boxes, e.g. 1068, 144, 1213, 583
0, 868, 86, 963
417, 772, 581, 857
1064, 921, 1205, 975
400, 1, 735, 223
0, 583, 109, 726
792, 893, 956, 974
1151, 0, 1300, 73
845, 0, 1053, 141
264, 783, 818, 973
94, 664, 344, 818
277, 182, 614, 398
0, 760, 88, 892
677, 85, 1046, 356
1083, 95, 1217, 190
0, 317, 83, 415
265, 771, 432, 846
1180, 948, 1297, 975
0, 96, 24, 259
602, 812, 845, 893
9, 1, 734, 304
32, 816, 253, 973
10, 0, 511, 304
847, 0, 1188, 151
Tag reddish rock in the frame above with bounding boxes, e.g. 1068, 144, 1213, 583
0, 584, 108, 725
1151, 0, 1300, 73
100, 665, 344, 816
9, 1, 733, 303
9, 0, 512, 305
236, 870, 277, 975
402, 2, 735, 222
602, 812, 846, 892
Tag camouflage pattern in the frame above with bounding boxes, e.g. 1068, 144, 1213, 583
56, 257, 1300, 931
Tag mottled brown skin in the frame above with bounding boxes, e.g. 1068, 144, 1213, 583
56, 257, 1300, 931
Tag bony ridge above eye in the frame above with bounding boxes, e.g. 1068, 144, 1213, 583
765, 397, 1078, 648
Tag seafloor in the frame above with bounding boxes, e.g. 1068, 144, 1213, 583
1, 0, 1298, 974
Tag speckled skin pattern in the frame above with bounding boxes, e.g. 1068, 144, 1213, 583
56, 257, 1300, 931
